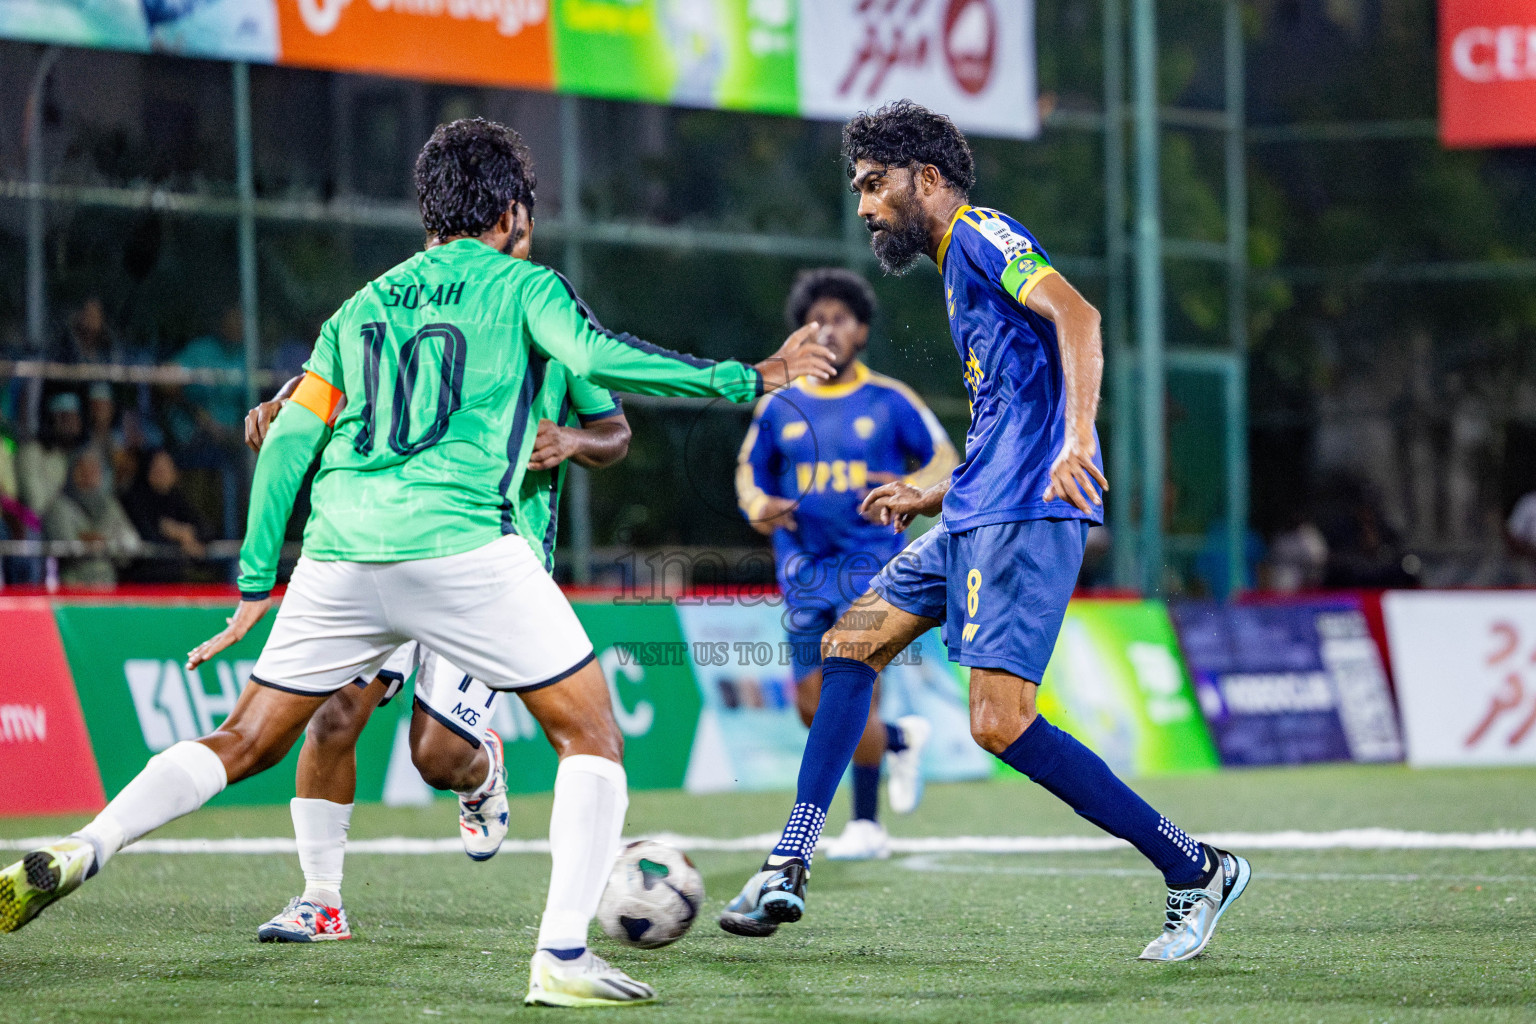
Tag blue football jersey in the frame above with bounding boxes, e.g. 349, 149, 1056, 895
938, 205, 1105, 530
737, 363, 956, 574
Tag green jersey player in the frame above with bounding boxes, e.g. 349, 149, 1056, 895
0, 118, 834, 1008
245, 212, 634, 944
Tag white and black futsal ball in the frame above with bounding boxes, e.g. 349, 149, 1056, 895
596, 840, 705, 949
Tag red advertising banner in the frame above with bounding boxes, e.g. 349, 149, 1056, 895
1440, 0, 1536, 147
0, 599, 106, 815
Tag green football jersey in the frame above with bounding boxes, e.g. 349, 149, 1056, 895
237, 239, 758, 595
517, 363, 620, 571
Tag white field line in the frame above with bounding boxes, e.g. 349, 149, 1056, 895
4, 828, 1536, 856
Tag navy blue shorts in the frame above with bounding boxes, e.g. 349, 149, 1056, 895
870, 519, 1088, 683
783, 602, 844, 682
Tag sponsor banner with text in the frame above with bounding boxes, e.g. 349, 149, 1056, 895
1031, 601, 1220, 779
0, 599, 106, 817
1383, 591, 1536, 766
1171, 598, 1403, 768
1439, 0, 1536, 147
0, 0, 1037, 139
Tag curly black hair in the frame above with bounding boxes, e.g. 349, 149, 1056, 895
414, 118, 537, 240
784, 267, 877, 329
842, 100, 975, 195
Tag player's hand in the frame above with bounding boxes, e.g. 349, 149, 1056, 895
186, 597, 273, 670
244, 399, 285, 453
748, 495, 798, 536
861, 481, 942, 533
756, 323, 835, 392
1044, 433, 1108, 515
528, 419, 583, 471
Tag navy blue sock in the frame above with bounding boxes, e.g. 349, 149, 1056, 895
884, 722, 908, 753
542, 946, 586, 961
851, 764, 880, 822
997, 716, 1206, 887
770, 657, 878, 865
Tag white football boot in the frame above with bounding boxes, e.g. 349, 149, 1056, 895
257, 896, 352, 942
1139, 844, 1252, 962
822, 818, 891, 861
459, 729, 509, 862
525, 949, 657, 1007
885, 715, 932, 815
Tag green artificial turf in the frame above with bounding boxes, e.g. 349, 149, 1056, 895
2, 765, 1535, 1023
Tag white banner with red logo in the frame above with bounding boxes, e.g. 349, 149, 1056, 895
797, 0, 1038, 139
1439, 0, 1536, 147
1383, 591, 1536, 766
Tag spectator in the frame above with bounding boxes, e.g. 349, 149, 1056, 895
83, 382, 129, 494
1267, 513, 1329, 593
44, 448, 141, 586
173, 305, 248, 442
52, 296, 125, 366
0, 416, 42, 585
122, 449, 207, 583
16, 391, 83, 517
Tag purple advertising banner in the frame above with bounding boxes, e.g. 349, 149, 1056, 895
1170, 598, 1404, 767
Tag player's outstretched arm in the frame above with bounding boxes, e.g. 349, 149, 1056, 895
189, 394, 333, 669
1026, 273, 1109, 515
522, 269, 832, 402
528, 412, 631, 472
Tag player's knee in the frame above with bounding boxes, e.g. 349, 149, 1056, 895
412, 751, 462, 791
821, 627, 877, 667
971, 705, 1026, 756
306, 698, 359, 749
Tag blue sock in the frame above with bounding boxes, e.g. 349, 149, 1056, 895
770, 657, 878, 866
997, 716, 1207, 887
542, 946, 586, 961
884, 722, 908, 753
851, 764, 880, 822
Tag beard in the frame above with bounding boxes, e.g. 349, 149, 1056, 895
867, 185, 929, 276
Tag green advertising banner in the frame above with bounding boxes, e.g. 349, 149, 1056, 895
1027, 601, 1219, 778
551, 0, 797, 113
493, 600, 703, 795
41, 597, 1213, 812
54, 603, 413, 806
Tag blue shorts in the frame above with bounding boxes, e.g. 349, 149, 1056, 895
869, 519, 1088, 683
783, 602, 842, 682
778, 547, 891, 682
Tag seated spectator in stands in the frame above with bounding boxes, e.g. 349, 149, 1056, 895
17, 391, 83, 517
122, 449, 207, 584
83, 382, 129, 494
44, 448, 141, 586
173, 305, 248, 444
0, 416, 42, 585
52, 296, 125, 365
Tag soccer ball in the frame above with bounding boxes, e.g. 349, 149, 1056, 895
596, 840, 705, 949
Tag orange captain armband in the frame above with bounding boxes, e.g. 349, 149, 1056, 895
290, 372, 345, 425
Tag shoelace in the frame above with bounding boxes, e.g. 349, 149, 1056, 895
1162, 887, 1217, 931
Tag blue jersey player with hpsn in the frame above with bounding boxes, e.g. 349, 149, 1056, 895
737, 268, 958, 862
721, 101, 1252, 962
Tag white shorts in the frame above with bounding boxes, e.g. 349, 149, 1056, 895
252, 534, 594, 696
410, 644, 500, 748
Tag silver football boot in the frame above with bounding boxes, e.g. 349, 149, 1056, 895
1139, 844, 1252, 962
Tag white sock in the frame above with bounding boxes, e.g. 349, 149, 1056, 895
535, 755, 628, 952
291, 798, 352, 904
75, 740, 227, 871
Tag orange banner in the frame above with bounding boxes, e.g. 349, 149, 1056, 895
276, 0, 553, 90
